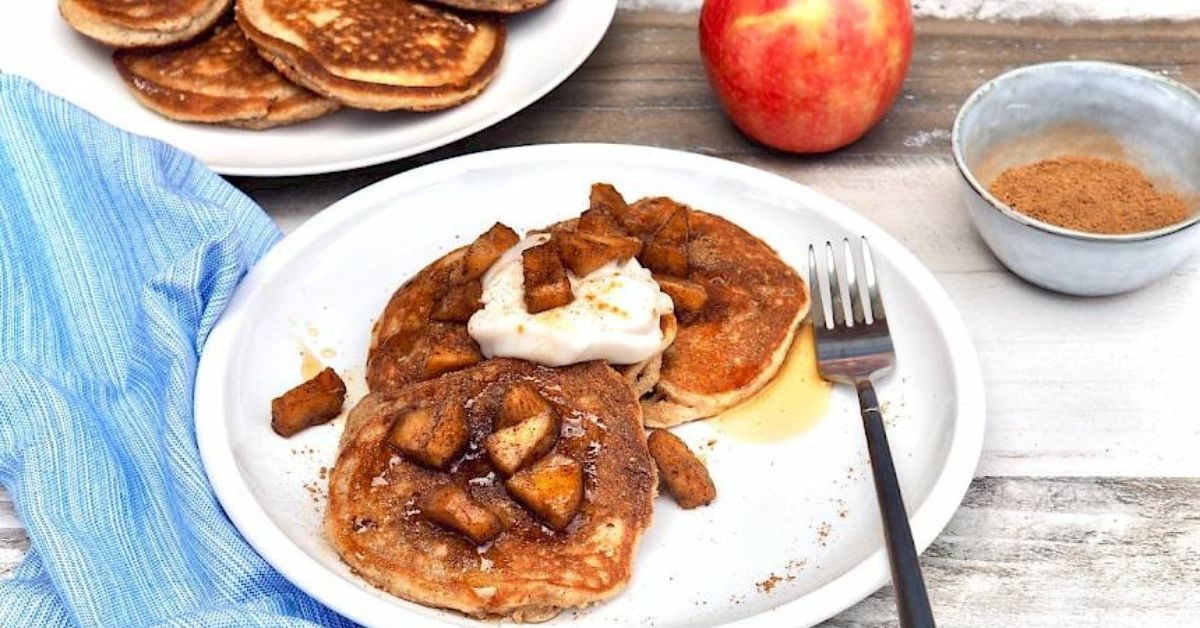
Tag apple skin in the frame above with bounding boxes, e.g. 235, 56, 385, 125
700, 0, 914, 153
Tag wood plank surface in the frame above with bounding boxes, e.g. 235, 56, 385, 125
826, 477, 1200, 627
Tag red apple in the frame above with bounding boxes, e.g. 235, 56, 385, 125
700, 0, 913, 153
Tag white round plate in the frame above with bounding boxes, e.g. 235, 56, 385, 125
0, 1, 615, 176
196, 144, 985, 627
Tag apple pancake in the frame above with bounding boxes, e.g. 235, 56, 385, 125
59, 0, 231, 48
327, 359, 657, 621
570, 185, 808, 427
113, 22, 338, 129
236, 0, 505, 111
640, 209, 808, 426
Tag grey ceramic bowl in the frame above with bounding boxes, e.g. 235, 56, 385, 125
952, 61, 1200, 296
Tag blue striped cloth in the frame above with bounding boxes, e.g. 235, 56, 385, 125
0, 76, 348, 627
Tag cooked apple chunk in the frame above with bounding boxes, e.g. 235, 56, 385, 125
577, 207, 626, 237
654, 274, 708, 321
580, 183, 629, 236
431, 279, 483, 323
589, 182, 630, 215
456, 222, 520, 283
522, 242, 574, 314
388, 403, 469, 470
498, 382, 552, 430
619, 196, 677, 237
647, 429, 715, 509
271, 367, 346, 437
485, 410, 560, 476
388, 406, 435, 460
422, 329, 483, 380
641, 206, 690, 277
419, 484, 504, 545
555, 231, 643, 277
505, 453, 584, 531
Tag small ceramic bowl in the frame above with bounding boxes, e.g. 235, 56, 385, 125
952, 61, 1200, 296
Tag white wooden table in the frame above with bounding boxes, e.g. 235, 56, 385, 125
5, 9, 1200, 627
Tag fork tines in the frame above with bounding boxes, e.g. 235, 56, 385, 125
808, 237, 887, 331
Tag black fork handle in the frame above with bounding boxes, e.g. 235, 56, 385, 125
857, 380, 936, 628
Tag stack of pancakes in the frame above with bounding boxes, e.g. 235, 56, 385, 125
60, 0, 549, 129
328, 183, 808, 620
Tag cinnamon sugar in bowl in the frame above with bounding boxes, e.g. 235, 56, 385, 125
952, 62, 1200, 296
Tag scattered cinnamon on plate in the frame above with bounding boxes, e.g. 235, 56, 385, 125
987, 155, 1193, 234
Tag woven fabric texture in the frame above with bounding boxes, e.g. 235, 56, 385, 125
0, 75, 348, 627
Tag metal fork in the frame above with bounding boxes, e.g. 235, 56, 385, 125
808, 238, 935, 628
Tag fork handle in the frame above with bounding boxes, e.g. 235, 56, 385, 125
857, 380, 936, 628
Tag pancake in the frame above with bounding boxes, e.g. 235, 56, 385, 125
113, 22, 338, 129
59, 0, 232, 48
425, 0, 551, 13
641, 208, 809, 427
236, 0, 505, 112
327, 359, 657, 621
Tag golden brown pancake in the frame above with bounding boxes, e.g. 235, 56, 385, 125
642, 209, 809, 427
236, 0, 505, 111
113, 22, 338, 129
327, 359, 657, 621
425, 0, 551, 13
59, 0, 232, 48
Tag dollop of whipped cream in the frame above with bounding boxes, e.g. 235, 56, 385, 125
467, 234, 674, 367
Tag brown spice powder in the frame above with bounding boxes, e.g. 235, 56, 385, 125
988, 156, 1193, 234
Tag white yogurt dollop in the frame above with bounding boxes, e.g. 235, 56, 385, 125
468, 234, 674, 367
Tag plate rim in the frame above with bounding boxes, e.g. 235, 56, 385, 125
195, 143, 986, 627
9, 0, 616, 177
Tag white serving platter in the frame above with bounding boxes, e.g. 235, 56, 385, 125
0, 1, 616, 176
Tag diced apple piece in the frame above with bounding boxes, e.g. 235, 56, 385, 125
654, 274, 708, 321
589, 182, 629, 215
485, 410, 560, 477
522, 242, 574, 314
580, 184, 629, 236
271, 367, 347, 437
497, 382, 552, 430
577, 207, 626, 237
647, 430, 715, 509
555, 231, 643, 277
422, 328, 482, 380
388, 403, 469, 470
455, 223, 520, 283
619, 197, 677, 237
432, 279, 483, 323
505, 454, 584, 531
640, 206, 690, 277
388, 406, 435, 460
425, 404, 470, 470
419, 484, 504, 545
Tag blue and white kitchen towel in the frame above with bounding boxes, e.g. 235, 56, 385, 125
0, 75, 348, 627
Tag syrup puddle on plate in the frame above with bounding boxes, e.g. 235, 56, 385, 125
710, 324, 832, 442
297, 339, 325, 380
295, 322, 339, 380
